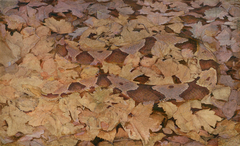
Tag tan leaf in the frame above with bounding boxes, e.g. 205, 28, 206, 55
212, 86, 231, 101
173, 100, 222, 133
59, 93, 83, 122
31, 36, 54, 56
155, 59, 178, 78
122, 102, 163, 144
48, 136, 78, 146
27, 99, 71, 136
1, 102, 33, 136
0, 85, 16, 103
0, 40, 16, 67
44, 17, 73, 34
119, 63, 143, 81
80, 66, 99, 79
168, 23, 184, 33
212, 119, 239, 138
197, 68, 217, 90
98, 129, 116, 142
158, 102, 178, 119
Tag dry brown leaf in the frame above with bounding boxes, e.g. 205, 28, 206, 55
5, 15, 26, 30
98, 129, 116, 142
59, 93, 83, 123
168, 23, 184, 33
0, 85, 16, 103
44, 17, 73, 34
173, 100, 222, 133
212, 119, 239, 138
1, 102, 33, 136
212, 86, 231, 101
27, 98, 71, 136
15, 95, 39, 112
155, 59, 178, 78
122, 102, 163, 144
48, 136, 78, 146
119, 63, 143, 81
197, 68, 217, 90
0, 40, 16, 67
31, 36, 54, 56
218, 134, 240, 146
158, 102, 178, 119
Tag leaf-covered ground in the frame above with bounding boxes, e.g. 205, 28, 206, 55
0, 0, 240, 145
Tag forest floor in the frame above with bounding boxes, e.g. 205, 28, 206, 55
0, 0, 240, 145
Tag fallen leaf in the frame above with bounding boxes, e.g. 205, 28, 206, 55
173, 100, 222, 133
212, 86, 231, 101
1, 102, 33, 136
122, 102, 163, 144
0, 40, 17, 67
212, 119, 239, 138
98, 129, 116, 142
197, 68, 217, 90
158, 102, 178, 119
44, 17, 73, 34
59, 93, 83, 123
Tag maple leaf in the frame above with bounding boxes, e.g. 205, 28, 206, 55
122, 102, 163, 145
44, 17, 73, 34
1, 102, 33, 136
173, 100, 222, 133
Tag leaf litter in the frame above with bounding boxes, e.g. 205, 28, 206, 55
0, 0, 240, 145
